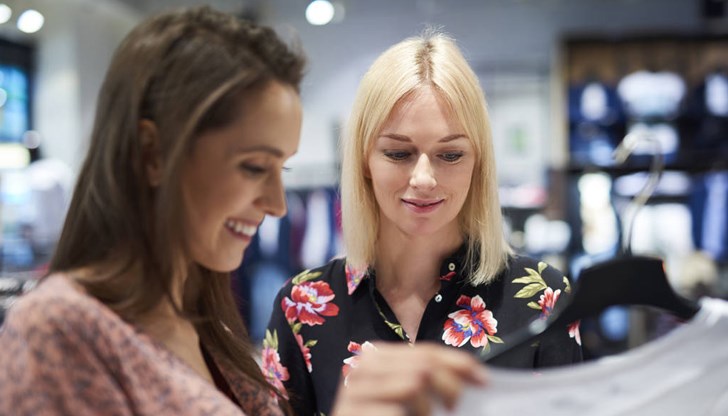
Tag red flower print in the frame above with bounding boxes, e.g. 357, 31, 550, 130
341, 341, 376, 386
537, 287, 562, 318
568, 320, 582, 346
345, 263, 367, 295
442, 295, 499, 348
282, 281, 340, 326
261, 346, 289, 398
440, 271, 456, 281
294, 332, 313, 372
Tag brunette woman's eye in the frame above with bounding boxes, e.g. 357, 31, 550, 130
240, 163, 267, 176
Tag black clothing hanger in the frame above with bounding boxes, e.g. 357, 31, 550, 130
483, 132, 700, 364
483, 255, 700, 364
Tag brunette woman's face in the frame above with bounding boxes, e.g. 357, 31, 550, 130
180, 81, 301, 272
367, 86, 475, 241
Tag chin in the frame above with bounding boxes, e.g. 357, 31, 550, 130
199, 257, 244, 273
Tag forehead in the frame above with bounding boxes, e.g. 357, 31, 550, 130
376, 85, 466, 143
385, 86, 457, 125
193, 81, 302, 157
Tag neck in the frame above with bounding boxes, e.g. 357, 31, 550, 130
374, 228, 462, 297
137, 297, 195, 338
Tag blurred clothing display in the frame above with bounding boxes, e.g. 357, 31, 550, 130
617, 70, 685, 119
628, 203, 694, 261
0, 158, 72, 272
23, 158, 73, 259
705, 71, 728, 117
690, 171, 728, 262
440, 297, 728, 416
565, 37, 728, 362
568, 81, 625, 166
622, 122, 680, 162
616, 70, 686, 164
300, 189, 337, 269
684, 69, 728, 156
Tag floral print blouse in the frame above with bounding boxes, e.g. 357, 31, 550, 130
263, 246, 582, 416
0, 274, 283, 416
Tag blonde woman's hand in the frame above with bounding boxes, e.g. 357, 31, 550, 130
330, 342, 488, 416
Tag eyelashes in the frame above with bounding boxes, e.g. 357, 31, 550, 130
439, 152, 464, 162
383, 150, 465, 163
239, 164, 291, 177
383, 150, 410, 161
240, 163, 267, 176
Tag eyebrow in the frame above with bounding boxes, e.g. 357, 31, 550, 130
379, 133, 467, 143
232, 145, 285, 158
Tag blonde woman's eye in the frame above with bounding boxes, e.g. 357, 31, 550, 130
440, 152, 463, 162
383, 150, 410, 161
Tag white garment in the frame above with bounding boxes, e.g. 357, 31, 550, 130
702, 173, 728, 261
580, 82, 610, 121
617, 70, 685, 118
624, 122, 679, 156
439, 298, 728, 416
706, 73, 728, 116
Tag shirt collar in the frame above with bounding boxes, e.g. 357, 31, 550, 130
345, 243, 469, 295
345, 262, 369, 295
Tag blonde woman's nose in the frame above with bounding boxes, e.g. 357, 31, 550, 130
409, 154, 437, 189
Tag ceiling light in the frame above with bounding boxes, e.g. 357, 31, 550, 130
0, 4, 11, 24
17, 8, 43, 34
306, 0, 335, 26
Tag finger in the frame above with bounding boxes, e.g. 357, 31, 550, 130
428, 361, 468, 410
345, 360, 427, 402
408, 389, 433, 416
418, 343, 489, 385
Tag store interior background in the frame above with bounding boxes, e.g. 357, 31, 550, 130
2, 0, 727, 361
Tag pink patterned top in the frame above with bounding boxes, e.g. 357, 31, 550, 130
0, 274, 283, 416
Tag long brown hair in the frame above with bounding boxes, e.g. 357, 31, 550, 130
50, 6, 304, 409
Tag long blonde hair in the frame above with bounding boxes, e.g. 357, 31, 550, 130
50, 6, 304, 408
341, 31, 512, 285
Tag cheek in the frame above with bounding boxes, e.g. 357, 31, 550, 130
183, 178, 215, 221
370, 164, 405, 193
185, 175, 244, 228
447, 164, 475, 196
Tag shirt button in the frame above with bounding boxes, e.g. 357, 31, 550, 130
448, 263, 456, 272
435, 294, 443, 303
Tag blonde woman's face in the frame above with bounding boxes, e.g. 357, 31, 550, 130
180, 81, 302, 272
367, 86, 475, 241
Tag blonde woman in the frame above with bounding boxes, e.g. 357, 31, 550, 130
266, 32, 582, 416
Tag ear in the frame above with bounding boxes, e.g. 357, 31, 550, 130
362, 151, 372, 179
138, 119, 163, 187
